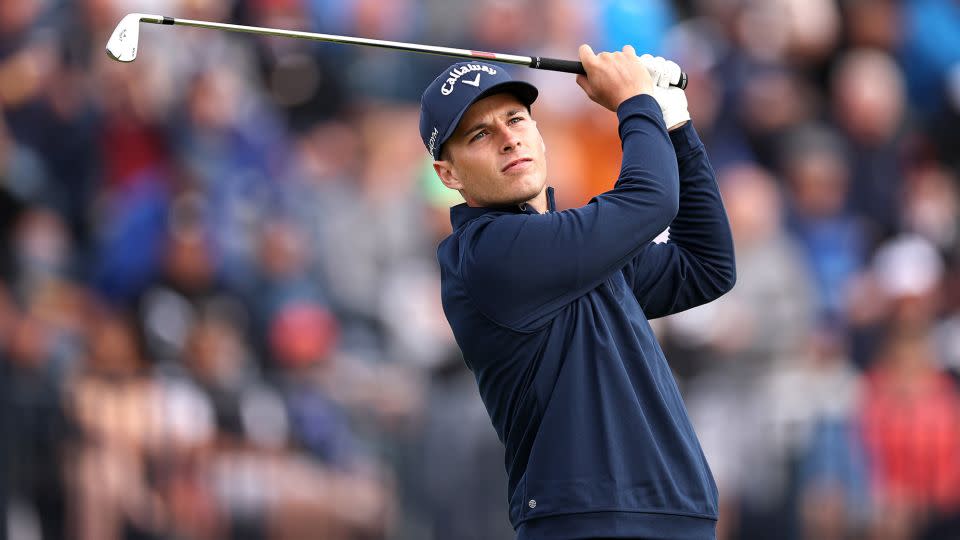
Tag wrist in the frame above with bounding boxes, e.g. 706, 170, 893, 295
616, 93, 659, 116
655, 88, 690, 131
668, 120, 703, 156
615, 89, 651, 110
661, 107, 690, 129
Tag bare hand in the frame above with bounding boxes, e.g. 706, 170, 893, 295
575, 44, 654, 112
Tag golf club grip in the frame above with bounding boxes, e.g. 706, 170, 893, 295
531, 56, 688, 90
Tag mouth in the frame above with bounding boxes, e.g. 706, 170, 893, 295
501, 158, 533, 173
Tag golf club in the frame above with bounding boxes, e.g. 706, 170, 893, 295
105, 13, 688, 89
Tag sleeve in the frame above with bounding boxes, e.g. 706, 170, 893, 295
622, 121, 736, 319
461, 94, 680, 331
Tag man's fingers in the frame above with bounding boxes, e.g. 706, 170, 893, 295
637, 53, 659, 85
579, 44, 596, 66
664, 61, 682, 88
575, 43, 654, 111
635, 53, 680, 88
576, 45, 598, 101
575, 73, 595, 100
655, 56, 670, 88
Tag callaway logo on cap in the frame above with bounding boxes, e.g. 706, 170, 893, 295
420, 61, 538, 161
440, 63, 499, 95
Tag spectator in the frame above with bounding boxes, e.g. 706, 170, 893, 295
67, 310, 168, 540
781, 124, 866, 322
859, 235, 960, 539
4, 305, 70, 540
831, 49, 910, 244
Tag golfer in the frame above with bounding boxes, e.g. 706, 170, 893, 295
419, 44, 736, 540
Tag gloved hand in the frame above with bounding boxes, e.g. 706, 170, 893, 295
639, 54, 690, 130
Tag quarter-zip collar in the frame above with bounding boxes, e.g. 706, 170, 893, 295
450, 186, 556, 230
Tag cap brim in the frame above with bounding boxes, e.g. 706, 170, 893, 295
435, 80, 539, 160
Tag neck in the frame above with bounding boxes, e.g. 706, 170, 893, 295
463, 187, 549, 213
524, 189, 548, 213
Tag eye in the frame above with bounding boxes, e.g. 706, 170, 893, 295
508, 116, 523, 124
470, 130, 487, 143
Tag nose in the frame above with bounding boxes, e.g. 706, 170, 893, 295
500, 130, 521, 154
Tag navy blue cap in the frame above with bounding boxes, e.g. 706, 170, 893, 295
420, 61, 538, 161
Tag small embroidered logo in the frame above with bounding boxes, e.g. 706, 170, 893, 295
427, 127, 439, 156
462, 73, 482, 87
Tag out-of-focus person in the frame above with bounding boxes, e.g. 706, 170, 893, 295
781, 124, 865, 324
831, 49, 910, 244
859, 236, 960, 540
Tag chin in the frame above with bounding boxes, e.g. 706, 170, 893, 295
521, 176, 546, 199
474, 172, 546, 207
505, 185, 544, 206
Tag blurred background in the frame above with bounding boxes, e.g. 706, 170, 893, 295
0, 0, 959, 539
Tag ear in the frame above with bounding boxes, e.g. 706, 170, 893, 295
533, 122, 546, 154
433, 160, 464, 191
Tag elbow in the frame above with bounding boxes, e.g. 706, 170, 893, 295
719, 264, 737, 296
722, 236, 737, 294
715, 250, 737, 297
666, 189, 680, 224
702, 248, 736, 302
653, 185, 680, 231
663, 169, 681, 223
616, 162, 680, 230
701, 264, 735, 305
712, 227, 737, 297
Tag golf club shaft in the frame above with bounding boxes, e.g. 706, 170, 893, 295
146, 16, 688, 89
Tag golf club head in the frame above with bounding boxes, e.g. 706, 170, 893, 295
106, 13, 160, 62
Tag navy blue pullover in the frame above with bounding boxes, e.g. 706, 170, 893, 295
437, 94, 736, 540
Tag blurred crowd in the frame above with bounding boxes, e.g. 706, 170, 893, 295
0, 0, 958, 539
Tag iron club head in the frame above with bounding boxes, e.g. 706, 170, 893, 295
106, 13, 162, 62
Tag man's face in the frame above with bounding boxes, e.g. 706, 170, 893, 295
434, 93, 547, 208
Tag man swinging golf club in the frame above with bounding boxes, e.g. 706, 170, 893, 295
422, 44, 736, 540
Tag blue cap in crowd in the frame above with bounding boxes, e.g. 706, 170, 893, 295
419, 61, 538, 161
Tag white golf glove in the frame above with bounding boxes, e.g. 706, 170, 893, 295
639, 54, 690, 130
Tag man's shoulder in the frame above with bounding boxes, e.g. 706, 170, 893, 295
440, 210, 517, 254
437, 211, 514, 296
